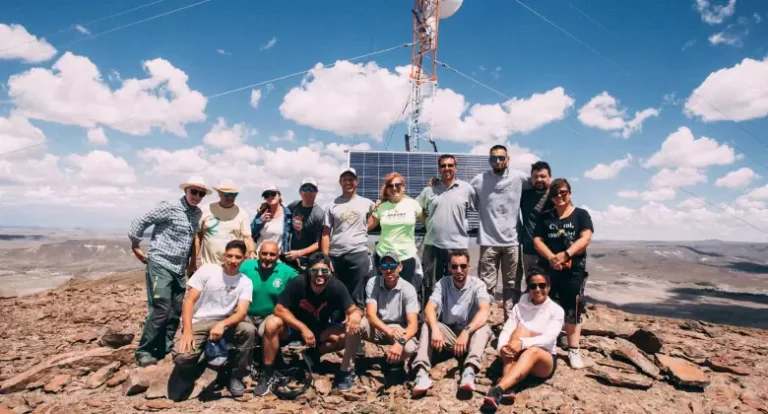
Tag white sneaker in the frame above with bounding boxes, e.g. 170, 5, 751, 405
458, 367, 476, 392
568, 348, 585, 369
412, 369, 432, 397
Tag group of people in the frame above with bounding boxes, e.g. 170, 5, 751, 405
128, 144, 594, 409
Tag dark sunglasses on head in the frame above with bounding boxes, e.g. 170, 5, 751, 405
263, 191, 278, 199
450, 263, 468, 270
387, 183, 404, 189
310, 268, 330, 275
529, 283, 548, 291
222, 192, 238, 198
189, 189, 206, 197
380, 262, 398, 271
552, 190, 570, 198
300, 185, 317, 193
439, 163, 455, 169
489, 156, 506, 163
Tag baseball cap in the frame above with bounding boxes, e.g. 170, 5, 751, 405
379, 251, 401, 264
204, 338, 229, 367
262, 184, 279, 197
339, 167, 357, 178
300, 177, 318, 188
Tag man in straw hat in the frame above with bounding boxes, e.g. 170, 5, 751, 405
129, 176, 210, 367
194, 179, 255, 267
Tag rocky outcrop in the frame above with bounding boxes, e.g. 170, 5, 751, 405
586, 365, 654, 389
97, 327, 135, 349
655, 354, 710, 389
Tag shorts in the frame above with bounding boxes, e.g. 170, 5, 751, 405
548, 270, 588, 324
530, 352, 557, 383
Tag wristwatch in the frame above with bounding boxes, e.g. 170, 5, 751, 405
564, 250, 571, 260
397, 338, 406, 345
463, 325, 472, 334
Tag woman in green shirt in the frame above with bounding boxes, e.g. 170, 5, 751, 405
367, 172, 423, 291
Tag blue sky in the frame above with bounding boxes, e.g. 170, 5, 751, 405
1, 0, 767, 241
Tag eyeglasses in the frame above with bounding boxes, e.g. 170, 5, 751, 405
263, 191, 278, 199
188, 189, 206, 197
310, 268, 330, 275
300, 185, 317, 193
450, 263, 468, 270
552, 190, 570, 198
439, 163, 455, 169
529, 283, 548, 291
222, 192, 238, 198
380, 262, 398, 271
489, 156, 506, 163
387, 183, 404, 190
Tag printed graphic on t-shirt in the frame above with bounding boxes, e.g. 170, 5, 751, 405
340, 210, 361, 224
299, 299, 327, 320
293, 215, 304, 239
379, 209, 412, 225
546, 221, 578, 241
272, 279, 284, 289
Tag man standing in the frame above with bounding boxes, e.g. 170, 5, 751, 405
196, 180, 255, 266
238, 241, 298, 396
321, 168, 375, 305
470, 145, 530, 320
284, 178, 324, 271
416, 154, 476, 302
272, 253, 363, 392
517, 161, 553, 275
345, 251, 420, 384
172, 240, 254, 398
129, 176, 208, 367
411, 250, 492, 397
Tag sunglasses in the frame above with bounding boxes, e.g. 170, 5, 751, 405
529, 283, 548, 291
188, 189, 206, 197
300, 185, 317, 193
552, 190, 570, 198
222, 192, 238, 198
489, 156, 506, 163
439, 163, 455, 169
450, 263, 468, 270
380, 262, 398, 271
387, 183, 404, 190
310, 268, 330, 275
263, 191, 278, 199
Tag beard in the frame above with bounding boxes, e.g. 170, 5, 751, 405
534, 182, 547, 191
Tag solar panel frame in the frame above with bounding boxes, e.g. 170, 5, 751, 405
347, 150, 489, 235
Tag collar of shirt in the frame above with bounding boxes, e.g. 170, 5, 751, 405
379, 276, 403, 291
179, 196, 195, 211
449, 278, 470, 292
488, 168, 510, 179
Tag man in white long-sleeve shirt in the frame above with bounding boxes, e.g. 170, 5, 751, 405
482, 266, 564, 411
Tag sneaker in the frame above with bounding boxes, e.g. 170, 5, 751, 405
136, 355, 158, 367
568, 348, 585, 369
458, 367, 476, 392
334, 370, 357, 392
253, 369, 278, 396
411, 368, 432, 397
228, 377, 246, 398
384, 364, 407, 387
482, 386, 502, 411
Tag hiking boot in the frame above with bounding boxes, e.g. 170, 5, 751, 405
458, 367, 476, 392
334, 370, 357, 392
411, 368, 432, 397
228, 377, 246, 398
136, 355, 158, 367
482, 386, 502, 411
568, 348, 585, 369
253, 368, 278, 396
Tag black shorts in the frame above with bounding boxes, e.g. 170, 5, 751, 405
548, 270, 588, 324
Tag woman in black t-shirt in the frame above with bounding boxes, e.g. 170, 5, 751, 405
533, 178, 593, 370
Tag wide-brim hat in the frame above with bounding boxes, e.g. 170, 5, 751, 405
179, 176, 212, 195
213, 179, 239, 193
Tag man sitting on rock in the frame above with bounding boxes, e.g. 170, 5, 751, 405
172, 240, 255, 398
271, 252, 363, 392
345, 251, 420, 385
411, 249, 493, 397
238, 240, 298, 396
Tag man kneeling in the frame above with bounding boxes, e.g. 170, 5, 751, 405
346, 251, 419, 384
172, 240, 254, 398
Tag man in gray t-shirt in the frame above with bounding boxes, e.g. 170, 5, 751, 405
416, 154, 476, 303
411, 250, 492, 397
470, 144, 531, 320
344, 251, 419, 383
321, 168, 375, 306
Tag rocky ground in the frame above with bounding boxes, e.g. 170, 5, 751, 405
1, 270, 766, 414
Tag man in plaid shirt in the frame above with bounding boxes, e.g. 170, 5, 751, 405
129, 176, 210, 367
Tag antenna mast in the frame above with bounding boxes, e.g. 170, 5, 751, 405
405, 0, 440, 153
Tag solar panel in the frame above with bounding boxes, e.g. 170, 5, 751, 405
347, 151, 488, 235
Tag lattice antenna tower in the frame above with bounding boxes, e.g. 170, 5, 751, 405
406, 0, 438, 152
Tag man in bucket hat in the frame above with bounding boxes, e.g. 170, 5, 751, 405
129, 176, 210, 367
195, 179, 255, 266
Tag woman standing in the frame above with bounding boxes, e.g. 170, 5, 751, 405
367, 173, 422, 290
251, 185, 292, 255
533, 178, 593, 369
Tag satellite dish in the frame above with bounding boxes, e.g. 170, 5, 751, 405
439, 0, 463, 19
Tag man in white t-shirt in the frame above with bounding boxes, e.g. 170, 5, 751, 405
195, 180, 255, 267
172, 240, 254, 399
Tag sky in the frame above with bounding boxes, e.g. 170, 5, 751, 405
1, 0, 767, 242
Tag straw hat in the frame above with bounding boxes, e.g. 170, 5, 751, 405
213, 179, 240, 193
179, 176, 212, 195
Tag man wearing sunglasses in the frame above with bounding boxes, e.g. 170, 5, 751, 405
128, 176, 209, 367
273, 252, 363, 392
412, 250, 492, 397
345, 251, 420, 385
470, 144, 531, 322
284, 178, 324, 271
195, 180, 255, 267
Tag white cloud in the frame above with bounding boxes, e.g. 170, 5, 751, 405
755, 13, 763, 23
491, 67, 502, 80
469, 142, 539, 172
734, 195, 764, 209
693, 0, 737, 25
644, 127, 736, 168
648, 167, 707, 189
577, 92, 659, 138
0, 24, 57, 63
714, 167, 758, 188
584, 154, 632, 180
684, 57, 768, 122
269, 130, 295, 143
202, 117, 256, 149
682, 39, 697, 51
216, 49, 231, 56
250, 89, 262, 109
66, 150, 136, 186
0, 154, 60, 185
708, 17, 749, 47
86, 127, 108, 145
260, 37, 277, 51
678, 197, 706, 209
74, 25, 90, 36
618, 188, 676, 202
747, 184, 768, 200
0, 113, 46, 155
8, 52, 207, 137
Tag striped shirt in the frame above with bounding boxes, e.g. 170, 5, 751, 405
128, 197, 202, 274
